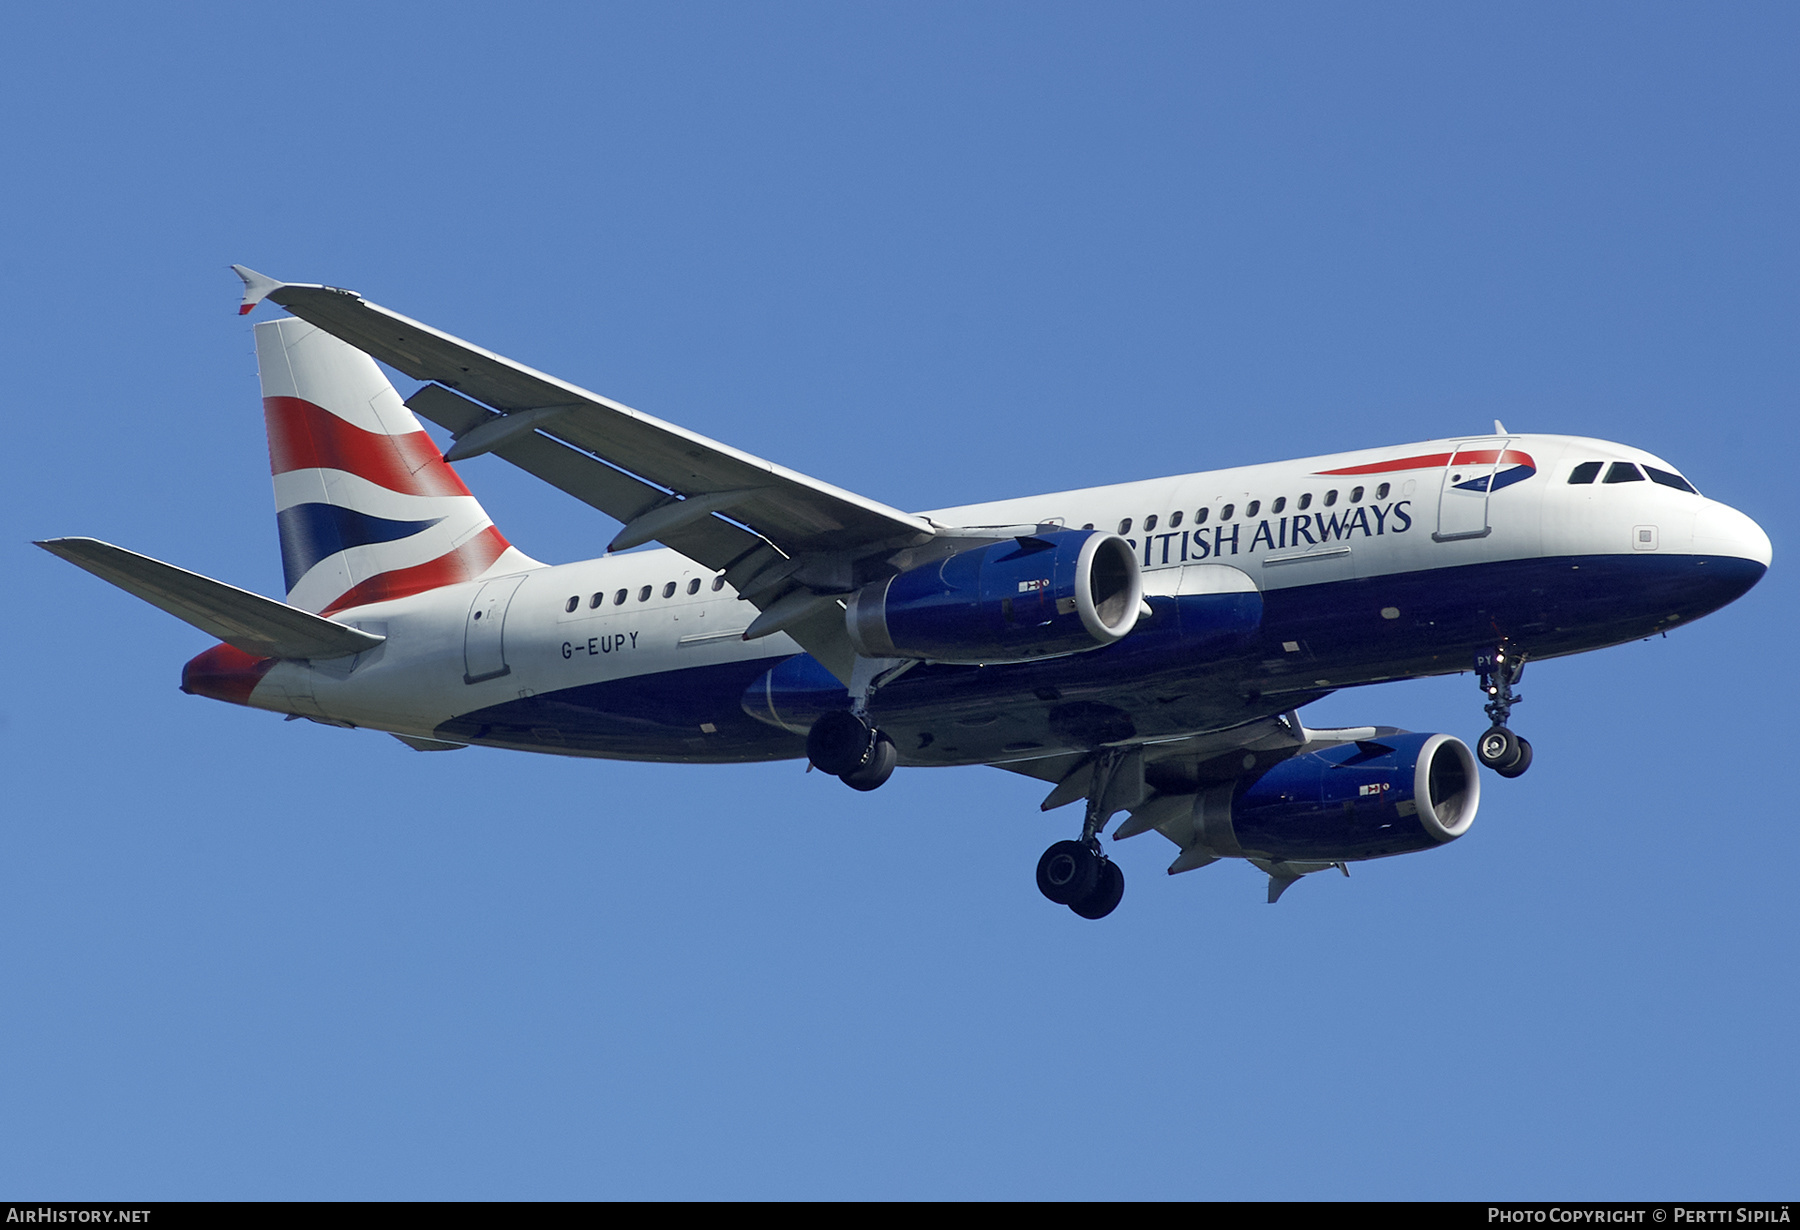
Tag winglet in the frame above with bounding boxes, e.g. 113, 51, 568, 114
232, 264, 286, 315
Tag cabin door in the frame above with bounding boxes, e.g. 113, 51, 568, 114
1435, 438, 1511, 541
464, 574, 529, 684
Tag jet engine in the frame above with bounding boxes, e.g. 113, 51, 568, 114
1179, 732, 1479, 863
845, 529, 1142, 664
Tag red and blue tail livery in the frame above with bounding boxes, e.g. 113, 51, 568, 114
255, 318, 537, 616
35, 268, 1772, 915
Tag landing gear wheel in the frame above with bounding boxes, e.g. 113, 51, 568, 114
840, 733, 896, 791
1036, 840, 1100, 906
1494, 736, 1533, 779
1476, 725, 1524, 773
1069, 858, 1125, 920
808, 710, 872, 776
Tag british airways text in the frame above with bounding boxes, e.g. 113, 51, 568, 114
1132, 500, 1415, 566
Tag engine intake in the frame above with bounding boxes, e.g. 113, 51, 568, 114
846, 529, 1142, 664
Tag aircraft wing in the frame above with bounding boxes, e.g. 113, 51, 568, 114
235, 268, 932, 558
235, 267, 941, 682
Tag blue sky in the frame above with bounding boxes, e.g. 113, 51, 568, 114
3, 3, 1794, 1199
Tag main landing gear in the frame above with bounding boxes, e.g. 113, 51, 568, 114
1034, 747, 1128, 920
805, 659, 917, 792
1037, 840, 1125, 919
1474, 643, 1533, 778
807, 710, 896, 791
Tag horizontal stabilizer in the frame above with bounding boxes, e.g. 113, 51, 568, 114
36, 537, 385, 660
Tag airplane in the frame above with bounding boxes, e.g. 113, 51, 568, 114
36, 266, 1772, 916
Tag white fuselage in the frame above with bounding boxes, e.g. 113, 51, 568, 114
230, 432, 1770, 762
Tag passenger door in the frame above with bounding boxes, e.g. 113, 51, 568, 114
1435, 438, 1511, 541
463, 574, 529, 684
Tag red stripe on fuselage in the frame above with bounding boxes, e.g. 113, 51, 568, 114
320, 524, 513, 615
1316, 449, 1534, 476
1315, 452, 1453, 476
264, 396, 474, 498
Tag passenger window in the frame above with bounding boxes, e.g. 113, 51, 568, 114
589, 593, 603, 609
1603, 463, 1645, 484
1118, 518, 1133, 534
712, 576, 726, 592
1349, 487, 1364, 503
687, 578, 702, 594
1375, 483, 1390, 500
1324, 490, 1338, 507
638, 586, 652, 602
1271, 497, 1285, 514
1081, 523, 1094, 531
1645, 466, 1698, 494
1298, 493, 1312, 510
1194, 507, 1209, 525
1220, 504, 1235, 520
1245, 500, 1260, 518
663, 581, 677, 598
1143, 514, 1158, 532
1169, 510, 1183, 528
614, 589, 628, 605
565, 596, 579, 613
1568, 462, 1603, 485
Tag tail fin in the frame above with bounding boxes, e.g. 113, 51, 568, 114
255, 317, 539, 614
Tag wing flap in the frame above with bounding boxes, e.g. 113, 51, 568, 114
37, 537, 384, 661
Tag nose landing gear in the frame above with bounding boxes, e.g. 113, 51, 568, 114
1475, 644, 1533, 778
1476, 725, 1533, 778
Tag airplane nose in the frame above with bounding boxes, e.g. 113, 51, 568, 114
1695, 499, 1773, 570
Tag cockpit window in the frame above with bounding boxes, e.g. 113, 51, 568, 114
1568, 462, 1602, 485
1644, 466, 1698, 494
1603, 462, 1645, 484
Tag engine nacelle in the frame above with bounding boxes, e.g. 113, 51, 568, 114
1184, 732, 1479, 863
845, 529, 1142, 664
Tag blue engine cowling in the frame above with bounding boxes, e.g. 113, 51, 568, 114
1190, 732, 1479, 862
845, 529, 1143, 664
